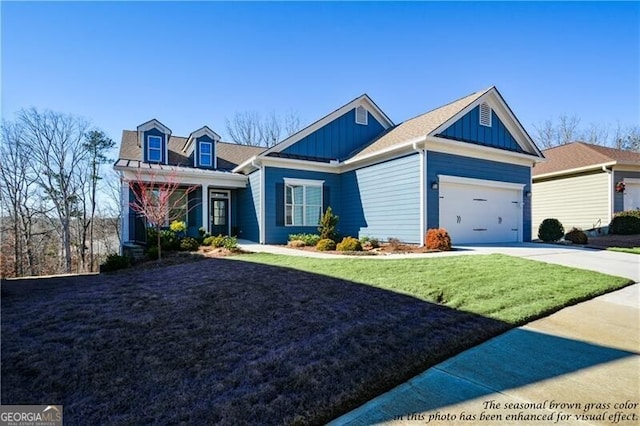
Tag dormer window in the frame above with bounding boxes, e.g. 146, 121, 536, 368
147, 135, 162, 162
479, 102, 492, 127
199, 141, 212, 167
355, 105, 368, 125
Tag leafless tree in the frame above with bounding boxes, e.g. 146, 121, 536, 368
225, 111, 301, 147
18, 108, 91, 273
533, 115, 581, 149
129, 169, 197, 261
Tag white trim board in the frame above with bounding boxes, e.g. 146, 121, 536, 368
438, 174, 526, 191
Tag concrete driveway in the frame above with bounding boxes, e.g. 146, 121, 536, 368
328, 244, 639, 425
455, 242, 640, 282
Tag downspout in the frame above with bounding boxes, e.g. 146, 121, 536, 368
253, 159, 266, 244
414, 142, 425, 246
602, 165, 613, 226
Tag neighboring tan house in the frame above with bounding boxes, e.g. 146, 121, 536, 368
114, 86, 545, 249
532, 142, 640, 236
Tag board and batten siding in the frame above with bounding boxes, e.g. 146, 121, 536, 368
340, 154, 421, 243
281, 108, 385, 161
427, 151, 532, 241
532, 171, 609, 236
236, 170, 261, 242
264, 167, 341, 244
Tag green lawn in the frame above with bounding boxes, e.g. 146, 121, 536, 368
234, 253, 632, 325
608, 247, 640, 255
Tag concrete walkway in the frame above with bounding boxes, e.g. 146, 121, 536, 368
238, 240, 640, 424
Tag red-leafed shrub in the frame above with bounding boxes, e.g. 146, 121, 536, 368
564, 227, 588, 244
425, 228, 452, 251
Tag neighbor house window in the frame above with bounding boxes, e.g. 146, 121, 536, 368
284, 178, 323, 226
199, 141, 212, 167
147, 135, 163, 162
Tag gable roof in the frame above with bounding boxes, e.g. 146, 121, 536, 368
117, 130, 264, 171
533, 142, 640, 177
349, 86, 543, 163
261, 93, 394, 157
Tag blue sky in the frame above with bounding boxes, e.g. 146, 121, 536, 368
2, 1, 639, 152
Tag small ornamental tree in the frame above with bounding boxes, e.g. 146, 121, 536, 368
318, 206, 339, 241
129, 169, 197, 261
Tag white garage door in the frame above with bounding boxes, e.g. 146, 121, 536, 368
623, 179, 640, 210
439, 175, 524, 244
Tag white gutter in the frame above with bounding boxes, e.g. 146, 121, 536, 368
344, 135, 428, 165
602, 165, 613, 224
232, 155, 259, 174
533, 161, 617, 180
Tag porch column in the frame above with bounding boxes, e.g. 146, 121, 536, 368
201, 185, 209, 234
121, 178, 129, 252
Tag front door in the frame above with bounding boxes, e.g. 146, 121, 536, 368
210, 193, 229, 236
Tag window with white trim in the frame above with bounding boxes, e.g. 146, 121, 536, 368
479, 102, 492, 127
355, 105, 368, 125
147, 135, 162, 162
145, 188, 188, 226
199, 141, 212, 167
284, 179, 323, 226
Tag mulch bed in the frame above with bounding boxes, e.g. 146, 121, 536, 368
1, 258, 509, 425
585, 234, 640, 249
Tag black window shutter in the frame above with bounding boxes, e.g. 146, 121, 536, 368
275, 182, 284, 226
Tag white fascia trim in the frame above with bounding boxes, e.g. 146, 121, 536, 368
259, 164, 266, 244
344, 135, 428, 166
232, 156, 260, 174
623, 178, 640, 184
260, 156, 341, 174
613, 165, 640, 172
114, 165, 248, 188
137, 119, 172, 135
283, 177, 325, 186
425, 136, 540, 167
532, 161, 617, 180
438, 174, 526, 191
261, 95, 394, 157
430, 89, 543, 158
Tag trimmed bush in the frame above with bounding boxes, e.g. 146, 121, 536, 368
425, 228, 452, 251
169, 220, 187, 233
609, 210, 640, 235
359, 236, 380, 249
223, 236, 238, 250
318, 207, 339, 241
204, 235, 238, 250
100, 254, 131, 273
564, 227, 588, 244
316, 238, 336, 251
180, 237, 200, 251
336, 236, 362, 252
147, 228, 180, 251
146, 246, 159, 260
538, 218, 565, 242
288, 240, 306, 248
288, 233, 321, 246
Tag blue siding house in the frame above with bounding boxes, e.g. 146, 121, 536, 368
115, 87, 544, 248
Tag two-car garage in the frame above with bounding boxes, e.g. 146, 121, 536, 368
438, 175, 525, 244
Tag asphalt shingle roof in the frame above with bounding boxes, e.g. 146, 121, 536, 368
117, 130, 265, 171
533, 142, 640, 177
351, 87, 492, 160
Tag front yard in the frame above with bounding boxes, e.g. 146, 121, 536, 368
1, 255, 631, 424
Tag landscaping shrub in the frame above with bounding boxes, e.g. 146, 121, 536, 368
179, 237, 200, 251
538, 218, 565, 242
564, 227, 588, 244
387, 237, 401, 251
608, 210, 640, 235
318, 207, 339, 241
288, 233, 321, 246
204, 235, 238, 250
146, 246, 159, 260
425, 228, 452, 251
223, 236, 238, 250
147, 228, 180, 251
336, 236, 362, 252
169, 220, 187, 234
359, 236, 380, 249
316, 238, 336, 251
99, 254, 131, 273
288, 240, 306, 248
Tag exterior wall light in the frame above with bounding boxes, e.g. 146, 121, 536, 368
431, 181, 438, 190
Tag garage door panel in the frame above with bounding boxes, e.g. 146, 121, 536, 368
439, 181, 521, 244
